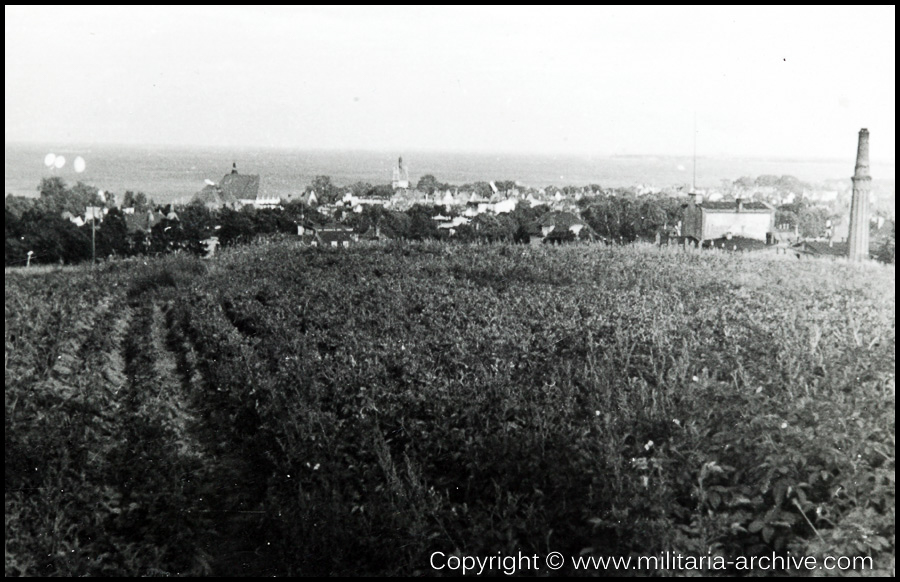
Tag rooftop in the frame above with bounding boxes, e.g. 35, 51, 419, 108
700, 200, 772, 212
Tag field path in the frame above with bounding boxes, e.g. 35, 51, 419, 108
161, 296, 282, 576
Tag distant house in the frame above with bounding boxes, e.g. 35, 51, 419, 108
295, 223, 319, 246
221, 163, 260, 200
192, 163, 262, 209
522, 221, 544, 246
61, 211, 85, 227
492, 199, 516, 214
358, 224, 392, 241
85, 206, 107, 223
704, 235, 771, 252
242, 196, 281, 209
124, 210, 159, 234
682, 194, 775, 243
315, 223, 356, 247
792, 240, 850, 259
538, 211, 586, 238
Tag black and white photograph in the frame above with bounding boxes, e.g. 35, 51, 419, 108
5, 5, 895, 576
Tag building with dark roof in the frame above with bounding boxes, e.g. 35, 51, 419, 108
536, 211, 598, 242
538, 211, 585, 236
220, 172, 260, 201
192, 163, 261, 209
358, 225, 391, 241
192, 184, 233, 209
683, 194, 775, 242
315, 223, 357, 247
703, 235, 771, 252
316, 230, 355, 247
792, 240, 851, 259
124, 210, 160, 234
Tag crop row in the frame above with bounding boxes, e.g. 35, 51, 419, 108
6, 243, 894, 575
6, 271, 130, 576
161, 242, 894, 575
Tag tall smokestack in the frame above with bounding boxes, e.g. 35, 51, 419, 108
848, 129, 871, 261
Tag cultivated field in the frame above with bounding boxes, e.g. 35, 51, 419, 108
5, 242, 895, 576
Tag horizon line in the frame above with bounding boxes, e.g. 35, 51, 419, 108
5, 139, 895, 166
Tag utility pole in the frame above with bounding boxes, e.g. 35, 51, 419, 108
692, 112, 697, 193
91, 210, 96, 265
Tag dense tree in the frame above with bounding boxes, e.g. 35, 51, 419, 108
177, 202, 217, 255
13, 209, 91, 264
5, 195, 36, 219
405, 204, 441, 240
579, 194, 665, 242
5, 209, 27, 265
148, 217, 181, 255
35, 178, 104, 216
218, 207, 257, 247
376, 210, 410, 240
775, 208, 800, 229
282, 200, 328, 227
122, 190, 152, 212
95, 209, 130, 259
493, 180, 516, 194
460, 182, 493, 198
348, 181, 373, 198
305, 175, 341, 204
416, 174, 442, 195
36, 176, 68, 200
798, 206, 832, 239
507, 201, 549, 242
876, 223, 894, 264
468, 213, 516, 242
365, 184, 395, 199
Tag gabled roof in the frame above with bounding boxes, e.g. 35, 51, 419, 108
220, 173, 260, 201
193, 184, 232, 207
538, 211, 584, 229
359, 226, 392, 240
317, 230, 355, 245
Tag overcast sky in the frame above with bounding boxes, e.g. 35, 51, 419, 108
5, 6, 895, 160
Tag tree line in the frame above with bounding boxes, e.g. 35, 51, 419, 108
7, 176, 894, 266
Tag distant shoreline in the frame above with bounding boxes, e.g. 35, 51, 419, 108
7, 140, 897, 166
6, 142, 896, 204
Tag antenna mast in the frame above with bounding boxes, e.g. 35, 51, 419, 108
692, 113, 697, 192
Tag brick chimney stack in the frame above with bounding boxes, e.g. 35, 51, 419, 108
848, 129, 871, 261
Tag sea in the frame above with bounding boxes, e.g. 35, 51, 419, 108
5, 142, 895, 206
